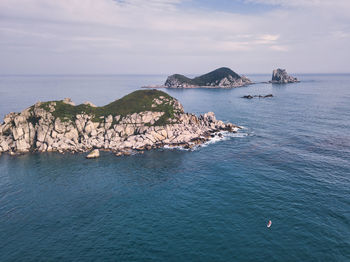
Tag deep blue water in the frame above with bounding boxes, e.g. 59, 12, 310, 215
0, 74, 349, 261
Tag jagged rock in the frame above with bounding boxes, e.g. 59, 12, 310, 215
0, 140, 9, 152
86, 149, 100, 159
54, 118, 66, 133
12, 127, 24, 140
84, 121, 96, 135
270, 69, 299, 84
64, 129, 79, 141
105, 115, 113, 129
15, 139, 30, 152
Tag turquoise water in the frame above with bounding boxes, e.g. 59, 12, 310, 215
0, 74, 349, 261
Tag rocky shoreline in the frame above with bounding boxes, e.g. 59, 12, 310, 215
0, 90, 240, 157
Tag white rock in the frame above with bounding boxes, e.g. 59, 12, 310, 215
14, 115, 27, 127
12, 127, 24, 140
63, 98, 75, 106
86, 149, 100, 159
54, 118, 66, 133
84, 121, 96, 135
83, 101, 97, 107
125, 125, 134, 136
0, 140, 9, 152
15, 139, 30, 152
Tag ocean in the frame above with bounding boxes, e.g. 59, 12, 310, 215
0, 74, 349, 261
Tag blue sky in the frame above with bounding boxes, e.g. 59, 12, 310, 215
0, 0, 349, 74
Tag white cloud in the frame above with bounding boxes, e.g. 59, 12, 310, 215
0, 0, 349, 74
245, 0, 350, 8
270, 45, 288, 52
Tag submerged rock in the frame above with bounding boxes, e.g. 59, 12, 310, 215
86, 149, 100, 159
270, 69, 299, 84
242, 95, 254, 99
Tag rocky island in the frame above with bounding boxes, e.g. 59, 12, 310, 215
145, 67, 252, 89
242, 94, 273, 99
270, 68, 299, 84
0, 90, 239, 157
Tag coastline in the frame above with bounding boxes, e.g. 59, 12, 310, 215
0, 90, 240, 157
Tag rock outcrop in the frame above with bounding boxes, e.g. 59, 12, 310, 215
83, 101, 97, 107
242, 94, 273, 99
162, 67, 253, 88
0, 90, 240, 156
86, 149, 100, 159
270, 69, 299, 84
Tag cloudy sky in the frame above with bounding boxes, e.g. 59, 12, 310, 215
1, 0, 349, 74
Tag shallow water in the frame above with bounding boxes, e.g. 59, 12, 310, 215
0, 74, 349, 261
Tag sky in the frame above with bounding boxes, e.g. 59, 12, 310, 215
0, 0, 349, 74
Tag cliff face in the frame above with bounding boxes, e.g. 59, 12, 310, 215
164, 67, 252, 88
0, 90, 238, 155
270, 69, 299, 84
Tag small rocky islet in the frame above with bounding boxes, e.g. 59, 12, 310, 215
0, 90, 240, 158
269, 68, 299, 84
144, 67, 298, 89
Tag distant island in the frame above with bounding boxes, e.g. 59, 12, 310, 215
0, 90, 239, 157
144, 67, 253, 89
143, 67, 301, 89
270, 68, 299, 84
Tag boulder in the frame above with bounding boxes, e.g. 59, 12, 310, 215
63, 98, 75, 106
83, 101, 97, 107
0, 140, 9, 152
105, 115, 113, 129
86, 149, 100, 159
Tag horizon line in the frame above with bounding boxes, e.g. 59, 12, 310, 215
1, 72, 350, 77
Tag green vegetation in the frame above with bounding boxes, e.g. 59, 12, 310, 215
168, 67, 241, 86
170, 74, 195, 85
36, 90, 181, 124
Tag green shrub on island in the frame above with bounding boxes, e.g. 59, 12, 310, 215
37, 90, 181, 125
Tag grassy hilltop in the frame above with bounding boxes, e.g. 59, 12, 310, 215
167, 67, 242, 86
35, 90, 180, 125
